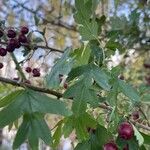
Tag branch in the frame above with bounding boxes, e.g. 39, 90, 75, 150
0, 76, 150, 131
0, 76, 62, 98
0, 41, 64, 54
10, 53, 26, 80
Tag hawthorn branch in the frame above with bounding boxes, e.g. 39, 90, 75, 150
0, 77, 62, 98
0, 41, 64, 53
0, 76, 150, 131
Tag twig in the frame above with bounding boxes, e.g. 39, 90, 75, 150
0, 76, 62, 98
10, 53, 26, 80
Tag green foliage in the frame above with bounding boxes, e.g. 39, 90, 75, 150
46, 49, 74, 89
0, 0, 150, 149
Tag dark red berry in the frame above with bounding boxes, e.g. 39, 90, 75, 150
123, 144, 129, 150
0, 30, 4, 38
63, 82, 68, 89
132, 111, 139, 120
7, 29, 16, 38
25, 67, 32, 73
118, 122, 134, 140
13, 77, 19, 81
8, 39, 18, 48
0, 63, 3, 69
103, 142, 118, 150
144, 63, 150, 69
0, 48, 7, 56
33, 72, 41, 77
6, 45, 15, 52
21, 26, 29, 34
32, 68, 40, 77
18, 34, 28, 43
15, 39, 21, 48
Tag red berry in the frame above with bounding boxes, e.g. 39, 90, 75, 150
8, 38, 18, 48
25, 67, 32, 73
0, 48, 7, 56
21, 26, 29, 34
33, 72, 41, 77
0, 63, 3, 69
103, 142, 118, 150
64, 82, 68, 89
32, 68, 40, 77
132, 111, 139, 120
118, 122, 134, 140
0, 30, 4, 38
144, 63, 150, 69
18, 34, 28, 43
7, 29, 16, 38
6, 45, 15, 52
123, 144, 129, 150
13, 77, 19, 81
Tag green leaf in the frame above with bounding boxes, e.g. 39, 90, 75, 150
0, 89, 71, 128
63, 117, 74, 138
75, 125, 112, 150
52, 120, 63, 148
133, 125, 144, 146
28, 90, 71, 116
140, 132, 150, 145
105, 40, 125, 53
92, 65, 111, 91
79, 21, 98, 41
74, 113, 97, 141
68, 64, 111, 91
64, 77, 99, 109
46, 49, 74, 89
0, 90, 24, 108
142, 94, 150, 102
71, 45, 91, 67
107, 81, 118, 105
0, 94, 24, 127
75, 141, 91, 150
31, 114, 52, 145
118, 80, 140, 102
89, 40, 103, 65
13, 116, 30, 149
74, 0, 92, 24
13, 113, 52, 149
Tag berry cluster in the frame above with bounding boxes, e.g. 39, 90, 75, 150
103, 122, 134, 150
0, 26, 29, 69
25, 67, 41, 77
